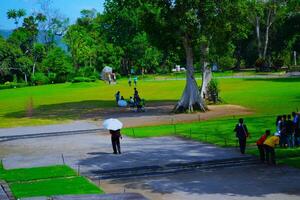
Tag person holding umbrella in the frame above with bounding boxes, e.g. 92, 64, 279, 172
103, 118, 123, 154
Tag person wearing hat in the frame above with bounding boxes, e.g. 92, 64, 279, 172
263, 132, 280, 165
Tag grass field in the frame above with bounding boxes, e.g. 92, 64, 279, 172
0, 164, 103, 199
0, 76, 300, 128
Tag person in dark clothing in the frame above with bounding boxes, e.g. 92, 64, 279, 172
133, 88, 139, 102
292, 112, 300, 146
286, 115, 295, 147
115, 91, 120, 103
128, 77, 132, 87
234, 118, 249, 154
109, 129, 122, 154
280, 115, 287, 148
256, 130, 270, 162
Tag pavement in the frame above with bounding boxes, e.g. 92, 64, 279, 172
101, 165, 300, 200
0, 131, 247, 174
21, 193, 148, 200
1, 125, 300, 200
0, 121, 100, 137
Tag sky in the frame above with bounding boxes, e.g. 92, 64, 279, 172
0, 0, 105, 30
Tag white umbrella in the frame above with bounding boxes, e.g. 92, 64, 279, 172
103, 118, 123, 131
118, 100, 128, 107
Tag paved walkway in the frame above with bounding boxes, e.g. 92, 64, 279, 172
0, 121, 100, 137
0, 131, 247, 174
21, 193, 148, 200
101, 165, 300, 200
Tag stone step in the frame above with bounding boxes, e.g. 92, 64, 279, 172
88, 156, 260, 180
0, 128, 103, 142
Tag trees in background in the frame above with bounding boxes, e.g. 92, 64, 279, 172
0, 0, 299, 92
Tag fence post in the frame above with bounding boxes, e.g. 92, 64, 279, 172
61, 154, 65, 165
174, 124, 177, 135
198, 114, 201, 122
77, 165, 80, 176
132, 128, 135, 137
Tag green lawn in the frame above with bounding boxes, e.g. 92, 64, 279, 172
0, 164, 104, 199
123, 115, 277, 147
9, 177, 102, 199
0, 76, 300, 128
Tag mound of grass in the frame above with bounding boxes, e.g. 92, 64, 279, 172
0, 165, 77, 183
0, 164, 103, 199
9, 176, 103, 199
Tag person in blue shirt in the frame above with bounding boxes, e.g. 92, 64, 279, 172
133, 76, 138, 86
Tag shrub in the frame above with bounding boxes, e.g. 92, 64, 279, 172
219, 56, 236, 70
31, 73, 49, 85
207, 79, 221, 103
0, 82, 27, 90
273, 58, 284, 71
115, 73, 121, 79
48, 73, 57, 83
255, 58, 268, 72
72, 77, 95, 83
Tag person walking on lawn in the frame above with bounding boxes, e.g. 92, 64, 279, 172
110, 129, 122, 154
264, 133, 280, 165
234, 118, 249, 154
286, 115, 295, 147
256, 130, 271, 162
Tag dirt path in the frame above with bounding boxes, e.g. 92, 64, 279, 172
92, 104, 253, 128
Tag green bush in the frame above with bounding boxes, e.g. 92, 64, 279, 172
48, 73, 57, 83
31, 73, 49, 85
115, 73, 121, 79
0, 82, 27, 90
219, 56, 236, 70
72, 77, 95, 83
207, 79, 221, 103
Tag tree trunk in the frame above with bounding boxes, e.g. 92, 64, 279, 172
263, 9, 273, 60
200, 44, 211, 99
174, 36, 207, 113
24, 73, 28, 84
255, 16, 262, 58
32, 62, 36, 76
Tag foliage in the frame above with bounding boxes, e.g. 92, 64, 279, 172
42, 47, 73, 83
72, 76, 96, 83
31, 72, 49, 85
206, 79, 221, 103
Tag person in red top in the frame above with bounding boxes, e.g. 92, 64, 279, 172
256, 130, 271, 162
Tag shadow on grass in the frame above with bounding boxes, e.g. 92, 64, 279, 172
4, 100, 177, 121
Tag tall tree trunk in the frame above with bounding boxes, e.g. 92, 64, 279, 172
32, 62, 36, 76
255, 16, 262, 58
24, 73, 28, 84
263, 9, 273, 60
174, 36, 207, 113
200, 44, 211, 99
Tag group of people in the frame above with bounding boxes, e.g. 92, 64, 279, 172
276, 112, 300, 148
234, 112, 300, 165
128, 76, 138, 87
114, 88, 145, 112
